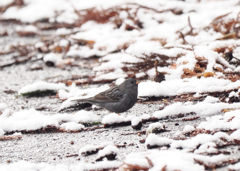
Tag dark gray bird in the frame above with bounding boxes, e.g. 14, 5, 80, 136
71, 78, 138, 113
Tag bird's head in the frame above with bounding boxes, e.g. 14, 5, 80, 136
119, 78, 138, 93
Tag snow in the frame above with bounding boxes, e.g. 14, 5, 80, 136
136, 72, 146, 78
0, 109, 59, 132
125, 41, 163, 56
115, 78, 125, 85
229, 162, 240, 170
131, 117, 142, 126
153, 101, 240, 119
72, 23, 142, 55
230, 130, 240, 140
124, 150, 205, 171
97, 145, 119, 158
170, 133, 229, 150
138, 78, 240, 97
0, 103, 7, 110
16, 25, 38, 32
79, 142, 115, 156
59, 39, 69, 47
52, 111, 101, 124
229, 91, 238, 97
66, 45, 107, 58
194, 142, 218, 154
94, 68, 128, 80
0, 109, 100, 133
18, 81, 65, 95
35, 42, 45, 48
43, 53, 62, 65
102, 113, 128, 124
182, 125, 195, 133
146, 122, 164, 134
203, 96, 220, 103
145, 134, 173, 147
0, 0, 14, 6
72, 111, 101, 123
194, 154, 231, 167
101, 114, 136, 125
3, 0, 74, 23
197, 109, 240, 131
60, 122, 85, 132
56, 28, 72, 36
79, 144, 97, 155
1, 109, 12, 117
140, 114, 151, 120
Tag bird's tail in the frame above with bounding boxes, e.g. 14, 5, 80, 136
71, 98, 90, 103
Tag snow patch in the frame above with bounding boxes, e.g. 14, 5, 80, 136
18, 81, 65, 95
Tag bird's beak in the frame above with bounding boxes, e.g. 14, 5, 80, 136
136, 81, 140, 85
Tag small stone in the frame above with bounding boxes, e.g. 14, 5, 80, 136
45, 61, 55, 67
229, 96, 239, 103
224, 52, 233, 62
154, 73, 165, 83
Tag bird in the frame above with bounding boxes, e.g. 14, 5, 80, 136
71, 78, 138, 113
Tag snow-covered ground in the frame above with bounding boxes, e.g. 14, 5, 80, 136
1, 0, 240, 170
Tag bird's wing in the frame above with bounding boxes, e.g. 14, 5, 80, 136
92, 86, 124, 103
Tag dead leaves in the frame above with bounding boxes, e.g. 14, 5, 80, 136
0, 133, 22, 141
181, 65, 207, 79
122, 53, 181, 78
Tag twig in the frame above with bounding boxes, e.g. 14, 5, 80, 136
0, 56, 33, 69
145, 157, 154, 168
178, 31, 188, 44
126, 3, 171, 14
211, 12, 231, 23
188, 16, 193, 35
66, 154, 79, 158
154, 60, 158, 77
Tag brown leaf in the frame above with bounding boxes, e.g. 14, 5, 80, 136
203, 72, 215, 77
221, 108, 236, 113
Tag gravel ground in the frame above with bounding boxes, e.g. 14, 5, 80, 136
0, 62, 205, 165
